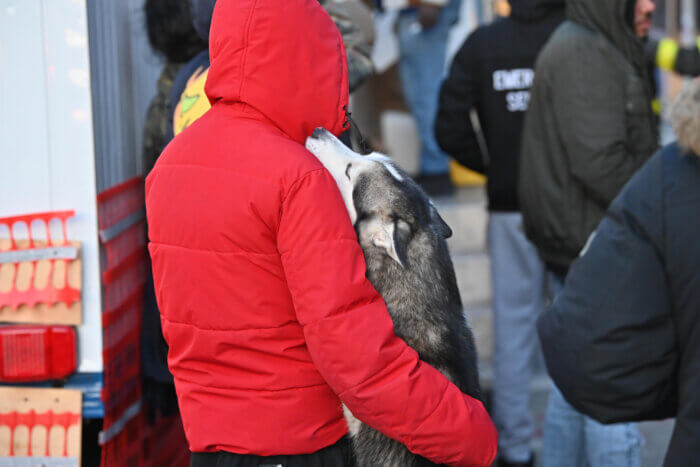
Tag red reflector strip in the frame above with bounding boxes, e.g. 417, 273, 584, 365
3, 329, 46, 378
0, 325, 76, 382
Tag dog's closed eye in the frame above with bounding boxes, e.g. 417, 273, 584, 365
345, 163, 352, 180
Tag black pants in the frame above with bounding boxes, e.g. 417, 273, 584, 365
190, 437, 354, 467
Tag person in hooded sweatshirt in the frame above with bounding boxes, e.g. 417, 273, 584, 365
434, 1, 565, 466
518, 0, 660, 465
145, 1, 497, 466
537, 78, 700, 467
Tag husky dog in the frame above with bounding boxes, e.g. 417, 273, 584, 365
305, 128, 482, 467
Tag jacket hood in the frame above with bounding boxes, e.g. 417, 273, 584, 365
670, 78, 700, 156
566, 0, 644, 68
204, 0, 349, 144
190, 0, 216, 41
510, 0, 565, 21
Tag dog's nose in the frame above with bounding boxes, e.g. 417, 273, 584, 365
312, 127, 328, 139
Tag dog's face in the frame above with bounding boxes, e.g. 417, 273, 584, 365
305, 128, 451, 268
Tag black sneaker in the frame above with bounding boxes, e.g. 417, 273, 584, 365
413, 172, 455, 198
497, 453, 534, 467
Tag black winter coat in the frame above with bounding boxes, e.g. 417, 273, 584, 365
518, 0, 659, 269
435, 0, 565, 212
537, 80, 700, 466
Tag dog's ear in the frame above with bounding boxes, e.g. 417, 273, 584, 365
372, 219, 409, 267
430, 206, 452, 239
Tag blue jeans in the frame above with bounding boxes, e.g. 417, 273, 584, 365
542, 273, 642, 467
397, 0, 460, 175
489, 213, 547, 463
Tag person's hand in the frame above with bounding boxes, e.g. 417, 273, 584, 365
417, 3, 441, 29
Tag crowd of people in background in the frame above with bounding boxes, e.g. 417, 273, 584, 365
141, 0, 699, 466
436, 1, 565, 464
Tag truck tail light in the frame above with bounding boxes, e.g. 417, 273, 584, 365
0, 325, 77, 382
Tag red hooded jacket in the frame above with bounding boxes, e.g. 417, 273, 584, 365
145, 0, 497, 465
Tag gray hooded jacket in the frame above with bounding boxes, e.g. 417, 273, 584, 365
518, 0, 659, 269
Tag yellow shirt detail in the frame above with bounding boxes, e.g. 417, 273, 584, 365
173, 66, 211, 136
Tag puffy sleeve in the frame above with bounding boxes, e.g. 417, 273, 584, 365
278, 168, 497, 466
538, 153, 678, 423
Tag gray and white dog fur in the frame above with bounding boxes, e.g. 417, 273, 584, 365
305, 128, 482, 467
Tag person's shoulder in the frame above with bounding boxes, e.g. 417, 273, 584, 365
641, 142, 698, 185
485, 15, 517, 34
540, 21, 593, 57
472, 19, 502, 37
610, 143, 698, 247
232, 123, 326, 190
465, 18, 508, 49
171, 50, 210, 103
276, 136, 326, 184
613, 147, 666, 219
535, 21, 609, 78
659, 142, 698, 166
452, 24, 492, 66
154, 115, 327, 201
658, 142, 684, 164
174, 50, 209, 84
658, 143, 700, 196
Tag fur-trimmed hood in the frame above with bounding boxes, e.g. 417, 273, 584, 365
670, 78, 700, 156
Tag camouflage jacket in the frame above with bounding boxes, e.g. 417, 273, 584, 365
320, 0, 374, 92
143, 62, 184, 173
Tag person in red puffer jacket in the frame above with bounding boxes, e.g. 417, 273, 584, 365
145, 0, 497, 466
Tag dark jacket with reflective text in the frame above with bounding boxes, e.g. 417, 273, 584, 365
436, 0, 565, 212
